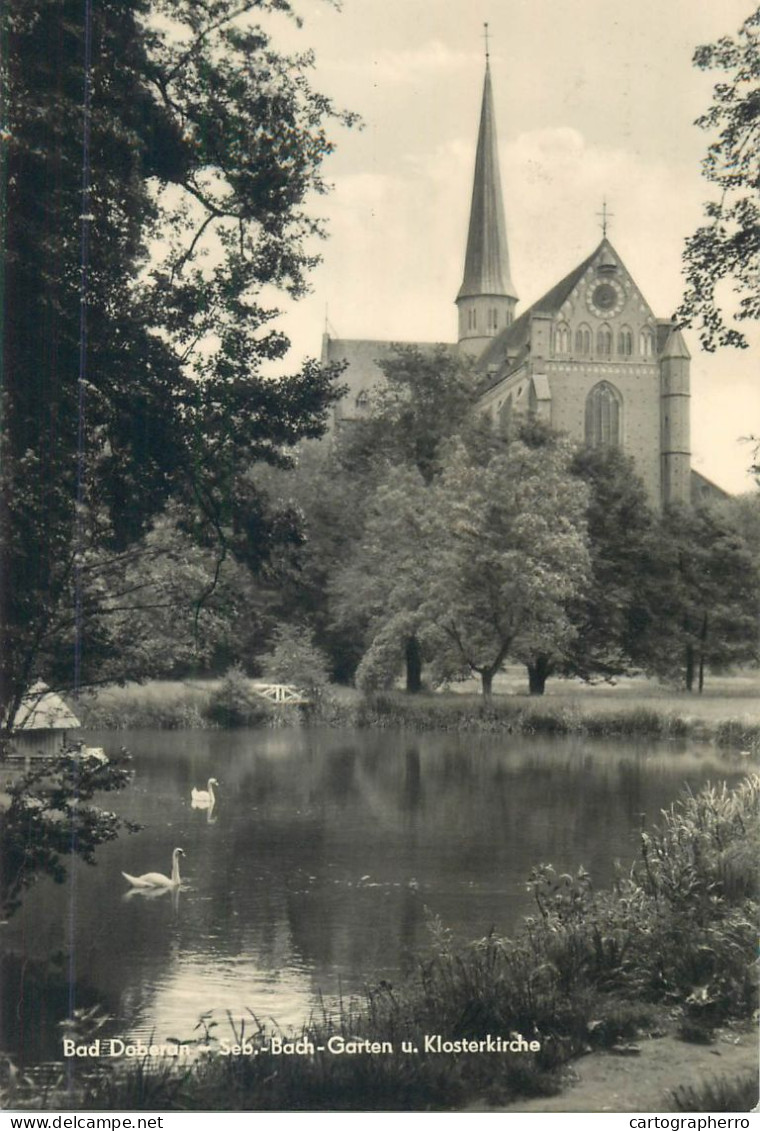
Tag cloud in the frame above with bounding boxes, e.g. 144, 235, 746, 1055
330, 39, 478, 84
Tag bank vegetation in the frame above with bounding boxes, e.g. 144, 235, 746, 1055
5, 775, 757, 1112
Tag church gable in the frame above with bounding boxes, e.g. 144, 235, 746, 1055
477, 238, 659, 389
475, 236, 669, 505
549, 239, 658, 365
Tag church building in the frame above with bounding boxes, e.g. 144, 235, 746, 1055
321, 50, 717, 509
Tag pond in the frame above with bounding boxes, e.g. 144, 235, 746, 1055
0, 726, 748, 1069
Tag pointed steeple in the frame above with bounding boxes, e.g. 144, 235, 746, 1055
457, 46, 517, 356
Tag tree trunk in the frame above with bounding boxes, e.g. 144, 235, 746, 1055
685, 643, 694, 692
698, 613, 708, 694
527, 656, 551, 696
481, 669, 493, 701
405, 635, 422, 694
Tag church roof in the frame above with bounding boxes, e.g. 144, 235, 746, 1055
690, 469, 730, 504
477, 242, 602, 387
323, 336, 458, 373
659, 322, 690, 359
457, 62, 517, 302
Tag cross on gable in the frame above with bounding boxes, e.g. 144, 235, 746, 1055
596, 199, 614, 237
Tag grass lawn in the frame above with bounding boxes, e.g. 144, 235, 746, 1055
441, 666, 760, 723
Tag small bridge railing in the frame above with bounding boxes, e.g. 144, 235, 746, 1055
250, 683, 310, 706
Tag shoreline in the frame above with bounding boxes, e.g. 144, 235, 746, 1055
73, 676, 760, 754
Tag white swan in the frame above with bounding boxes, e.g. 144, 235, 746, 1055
191, 778, 218, 807
122, 847, 185, 889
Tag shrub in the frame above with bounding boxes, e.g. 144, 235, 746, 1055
204, 666, 271, 727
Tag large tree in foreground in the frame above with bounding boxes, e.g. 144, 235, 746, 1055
1, 0, 353, 732
676, 6, 760, 350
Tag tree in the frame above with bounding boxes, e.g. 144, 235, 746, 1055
1, 0, 354, 732
334, 344, 478, 483
560, 446, 660, 687
350, 437, 590, 700
0, 746, 139, 918
254, 443, 370, 683
333, 345, 479, 689
713, 490, 760, 557
263, 347, 478, 689
638, 505, 760, 691
676, 7, 760, 350
261, 623, 331, 693
429, 439, 590, 698
332, 466, 435, 693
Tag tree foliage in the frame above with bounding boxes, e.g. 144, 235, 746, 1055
0, 746, 139, 918
334, 345, 477, 483
1, 0, 354, 729
676, 6, 760, 349
348, 436, 590, 698
261, 622, 331, 690
333, 465, 434, 693
563, 446, 659, 684
637, 505, 760, 691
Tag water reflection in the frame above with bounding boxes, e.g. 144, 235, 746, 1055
0, 726, 748, 1068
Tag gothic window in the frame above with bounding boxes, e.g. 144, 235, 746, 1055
355, 390, 369, 410
596, 323, 613, 357
468, 308, 477, 331
575, 324, 591, 356
640, 327, 654, 357
618, 326, 633, 356
487, 308, 499, 330
555, 322, 570, 355
585, 381, 622, 448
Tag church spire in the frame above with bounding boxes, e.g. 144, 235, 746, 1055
456, 38, 518, 356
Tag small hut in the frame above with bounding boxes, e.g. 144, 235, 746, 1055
10, 681, 81, 759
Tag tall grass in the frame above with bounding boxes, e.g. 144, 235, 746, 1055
672, 1072, 759, 1113
76, 678, 760, 751
9, 775, 756, 1112
77, 684, 214, 730
355, 692, 748, 745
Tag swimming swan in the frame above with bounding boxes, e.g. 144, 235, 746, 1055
191, 778, 218, 807
122, 847, 185, 889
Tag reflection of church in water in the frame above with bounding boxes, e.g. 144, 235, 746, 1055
321, 47, 724, 508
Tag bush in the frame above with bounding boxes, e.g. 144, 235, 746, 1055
204, 666, 271, 728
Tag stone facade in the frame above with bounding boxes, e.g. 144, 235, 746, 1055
475, 238, 691, 505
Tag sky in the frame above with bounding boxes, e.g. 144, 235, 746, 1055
266, 0, 759, 494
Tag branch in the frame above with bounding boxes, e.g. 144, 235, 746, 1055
162, 3, 273, 87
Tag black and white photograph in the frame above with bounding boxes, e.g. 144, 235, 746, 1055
1, 0, 758, 1118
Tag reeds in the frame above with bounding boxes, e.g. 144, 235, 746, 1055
356, 692, 748, 746
672, 1071, 759, 1113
